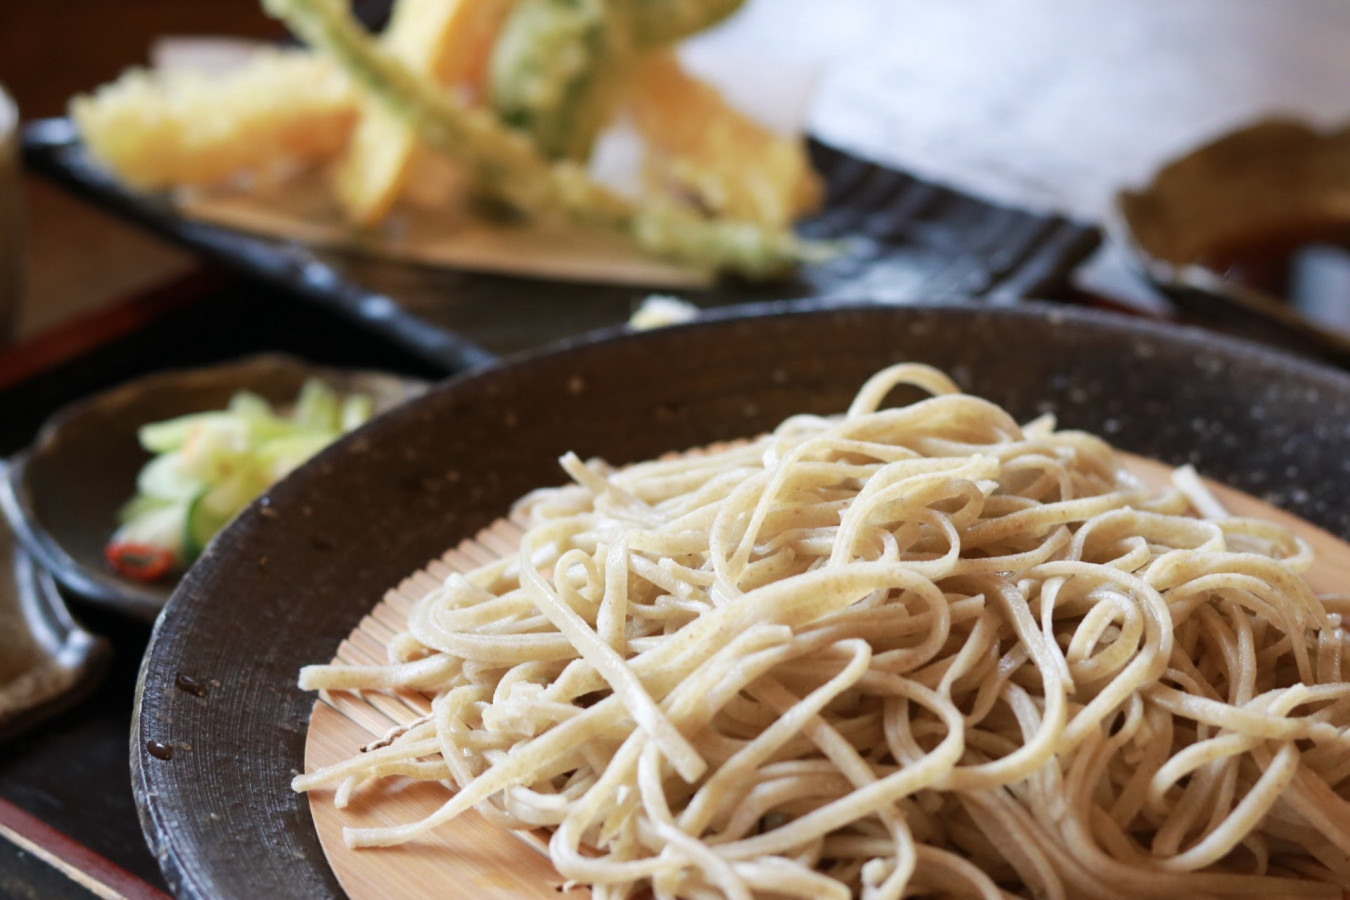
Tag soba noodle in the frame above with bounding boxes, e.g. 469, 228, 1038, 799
296, 363, 1350, 899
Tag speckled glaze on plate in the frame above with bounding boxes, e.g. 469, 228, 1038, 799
0, 355, 426, 620
133, 301, 1350, 899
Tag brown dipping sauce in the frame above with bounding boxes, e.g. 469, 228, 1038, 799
1196, 222, 1350, 333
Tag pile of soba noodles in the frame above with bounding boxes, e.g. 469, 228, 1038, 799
295, 363, 1350, 899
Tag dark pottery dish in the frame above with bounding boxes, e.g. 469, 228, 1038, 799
0, 499, 110, 743
133, 301, 1350, 899
0, 355, 426, 620
23, 121, 1101, 361
1115, 119, 1350, 365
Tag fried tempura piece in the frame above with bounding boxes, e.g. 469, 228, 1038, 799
335, 0, 516, 225
264, 0, 811, 278
630, 51, 822, 229
71, 49, 356, 189
488, 0, 626, 162
429, 0, 521, 90
624, 0, 744, 48
491, 0, 612, 159
486, 0, 744, 164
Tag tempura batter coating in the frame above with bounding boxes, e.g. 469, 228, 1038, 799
632, 51, 822, 229
335, 0, 516, 224
71, 49, 356, 188
489, 0, 623, 161
264, 0, 812, 277
623, 0, 744, 47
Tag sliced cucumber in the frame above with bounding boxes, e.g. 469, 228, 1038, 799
117, 491, 175, 525
259, 431, 333, 481
184, 491, 224, 560
340, 393, 374, 432
294, 380, 340, 432
137, 452, 204, 501
112, 500, 189, 561
227, 390, 272, 419
228, 391, 296, 443
120, 378, 376, 566
138, 411, 229, 453
184, 467, 270, 559
180, 417, 251, 482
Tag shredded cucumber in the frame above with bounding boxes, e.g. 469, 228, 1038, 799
110, 377, 375, 576
114, 501, 190, 560
257, 432, 336, 481
184, 474, 261, 560
294, 379, 341, 431
117, 492, 175, 525
340, 394, 373, 431
136, 452, 202, 501
178, 417, 252, 483
139, 411, 230, 454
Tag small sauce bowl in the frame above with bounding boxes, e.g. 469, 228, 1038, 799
1115, 119, 1350, 361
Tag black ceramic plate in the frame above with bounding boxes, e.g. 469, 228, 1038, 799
24, 121, 1100, 363
0, 355, 426, 619
133, 301, 1350, 899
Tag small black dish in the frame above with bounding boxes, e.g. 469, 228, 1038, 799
1115, 119, 1350, 366
0, 354, 425, 620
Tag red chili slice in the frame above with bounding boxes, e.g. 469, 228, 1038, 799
105, 542, 177, 582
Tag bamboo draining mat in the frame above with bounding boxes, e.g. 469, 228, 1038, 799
303, 455, 1350, 899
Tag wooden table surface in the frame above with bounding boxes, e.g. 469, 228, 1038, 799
0, 0, 281, 340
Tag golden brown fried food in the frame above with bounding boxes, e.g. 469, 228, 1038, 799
624, 0, 745, 47
631, 51, 822, 229
71, 0, 823, 277
335, 0, 516, 225
485, 0, 745, 165
71, 49, 356, 189
264, 0, 812, 277
488, 0, 629, 162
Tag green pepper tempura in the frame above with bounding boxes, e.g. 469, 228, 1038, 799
106, 379, 373, 581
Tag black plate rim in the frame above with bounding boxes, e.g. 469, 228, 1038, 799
132, 297, 1350, 900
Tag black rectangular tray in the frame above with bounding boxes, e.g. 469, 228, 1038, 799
23, 119, 1101, 366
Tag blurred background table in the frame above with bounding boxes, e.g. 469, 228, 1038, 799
0, 1, 274, 338
0, 2, 1349, 898
4, 0, 1350, 338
